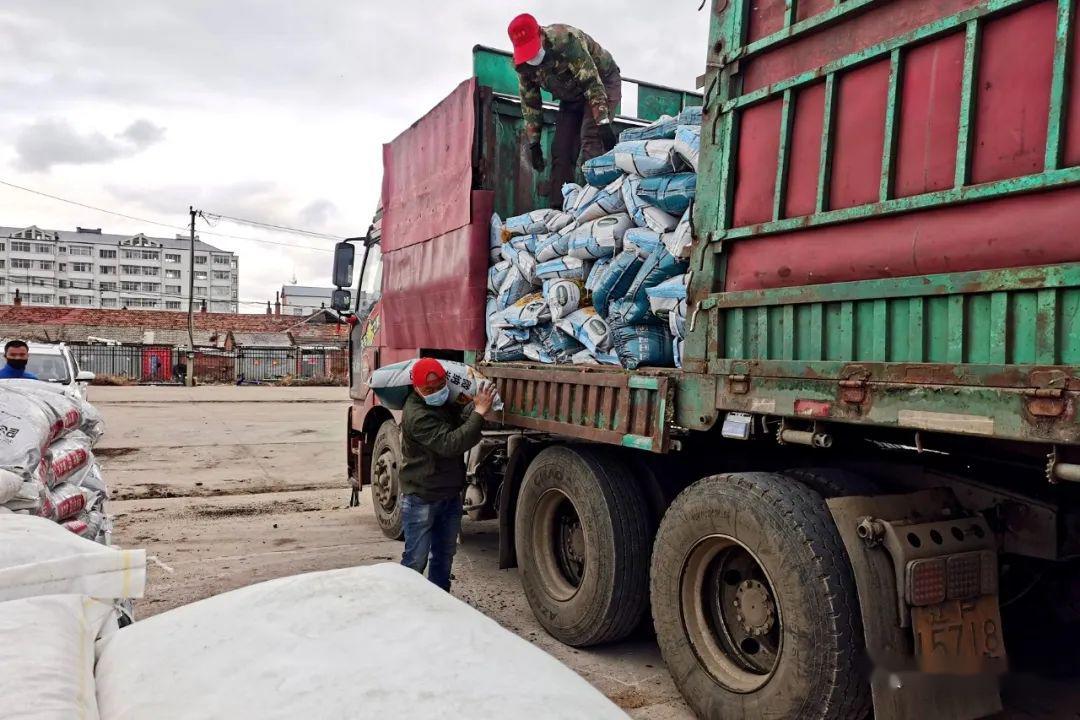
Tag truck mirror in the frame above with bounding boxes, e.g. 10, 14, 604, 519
332, 242, 356, 289
331, 288, 352, 313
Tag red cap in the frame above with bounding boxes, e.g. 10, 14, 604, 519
508, 14, 542, 66
410, 357, 446, 390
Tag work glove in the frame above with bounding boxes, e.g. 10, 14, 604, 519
598, 122, 617, 152
529, 142, 545, 172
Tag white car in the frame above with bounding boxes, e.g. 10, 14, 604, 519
14, 342, 96, 400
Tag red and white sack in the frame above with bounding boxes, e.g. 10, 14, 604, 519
45, 432, 94, 488
0, 468, 21, 505
2, 380, 83, 436
47, 483, 86, 521
2, 479, 48, 515
62, 509, 107, 542
80, 462, 109, 499
0, 386, 57, 478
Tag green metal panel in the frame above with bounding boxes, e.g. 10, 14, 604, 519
473, 46, 553, 102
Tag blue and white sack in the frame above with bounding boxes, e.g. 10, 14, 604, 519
613, 140, 678, 178
567, 213, 633, 260
488, 260, 511, 295
544, 279, 585, 322
490, 214, 504, 263
584, 257, 611, 293
673, 338, 683, 369
619, 114, 678, 142
484, 295, 499, 360
591, 249, 645, 316
496, 264, 533, 311
534, 323, 585, 362
622, 175, 680, 232
489, 331, 527, 362
669, 298, 687, 339
608, 244, 689, 326
674, 125, 701, 172
545, 211, 576, 234
678, 105, 703, 126
562, 183, 583, 211
514, 249, 539, 285
646, 273, 690, 317
510, 233, 545, 253
535, 228, 573, 263
500, 242, 519, 264
573, 177, 626, 223
556, 306, 613, 353
623, 228, 662, 257
536, 256, 591, 281
523, 343, 556, 364
565, 184, 600, 216
504, 209, 557, 237
582, 151, 623, 187
636, 173, 697, 215
570, 348, 620, 366
499, 292, 551, 328
663, 208, 693, 260
612, 322, 675, 370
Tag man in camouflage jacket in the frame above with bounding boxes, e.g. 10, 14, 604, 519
509, 14, 621, 208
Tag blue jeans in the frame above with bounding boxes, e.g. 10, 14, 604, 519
400, 494, 462, 592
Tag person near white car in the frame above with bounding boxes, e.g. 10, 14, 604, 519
0, 340, 38, 380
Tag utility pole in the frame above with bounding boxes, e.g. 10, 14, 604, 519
186, 206, 196, 387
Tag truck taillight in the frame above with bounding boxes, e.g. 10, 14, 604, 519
906, 551, 996, 606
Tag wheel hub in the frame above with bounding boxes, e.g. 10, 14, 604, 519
372, 452, 397, 512
732, 579, 775, 637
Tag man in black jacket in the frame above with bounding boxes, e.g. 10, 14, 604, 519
399, 358, 495, 591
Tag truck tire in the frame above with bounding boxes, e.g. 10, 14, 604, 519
784, 467, 880, 498
515, 445, 650, 647
650, 472, 871, 720
370, 421, 403, 540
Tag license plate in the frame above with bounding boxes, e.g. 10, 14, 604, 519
912, 595, 1006, 674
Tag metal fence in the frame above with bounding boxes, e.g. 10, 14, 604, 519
67, 343, 348, 385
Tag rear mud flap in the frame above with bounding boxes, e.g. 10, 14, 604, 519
828, 490, 1002, 720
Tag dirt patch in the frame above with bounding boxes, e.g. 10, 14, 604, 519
187, 499, 320, 519
608, 687, 653, 710
95, 447, 139, 458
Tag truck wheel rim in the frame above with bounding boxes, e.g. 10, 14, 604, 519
680, 534, 782, 693
534, 488, 585, 601
372, 449, 398, 514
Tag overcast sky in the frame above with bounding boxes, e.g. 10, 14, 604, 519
0, 1, 710, 311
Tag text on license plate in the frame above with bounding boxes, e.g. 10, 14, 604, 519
912, 595, 1006, 674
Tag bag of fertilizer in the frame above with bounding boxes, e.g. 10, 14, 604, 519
562, 183, 583, 211
499, 292, 551, 328
646, 273, 690, 317
3, 478, 47, 514
94, 564, 629, 720
490, 212, 503, 251
523, 343, 556, 364
3, 381, 85, 438
612, 322, 675, 370
622, 175, 681, 232
584, 257, 611, 293
619, 114, 679, 142
572, 176, 626, 223
544, 279, 585, 322
566, 213, 633, 259
488, 260, 512, 295
536, 256, 590, 281
674, 124, 701, 171
674, 338, 684, 369
500, 241, 519, 264
489, 335, 528, 362
544, 211, 576, 234
613, 140, 678, 178
503, 208, 557, 238
571, 347, 620, 366
669, 298, 688, 339
47, 482, 86, 521
533, 323, 585, 363
514, 249, 539, 284
368, 360, 504, 411
0, 387, 57, 480
0, 468, 20, 505
509, 233, 543, 253
623, 228, 662, 257
609, 244, 690, 326
582, 151, 623, 187
591, 249, 646, 316
664, 207, 694, 260
636, 173, 697, 215
534, 227, 573, 262
80, 462, 109, 499
556, 306, 613, 353
496, 265, 533, 311
678, 105, 703, 125
45, 432, 94, 489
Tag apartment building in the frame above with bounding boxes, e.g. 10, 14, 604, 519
0, 225, 239, 313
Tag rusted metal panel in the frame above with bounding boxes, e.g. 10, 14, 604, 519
482, 363, 673, 453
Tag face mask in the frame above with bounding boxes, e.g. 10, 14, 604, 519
422, 385, 450, 407
7, 359, 27, 371
526, 47, 546, 66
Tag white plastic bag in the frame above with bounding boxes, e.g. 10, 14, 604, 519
544, 279, 585, 322
0, 513, 146, 602
95, 564, 629, 720
0, 594, 115, 720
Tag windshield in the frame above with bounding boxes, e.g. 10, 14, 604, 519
359, 243, 382, 304
25, 353, 71, 383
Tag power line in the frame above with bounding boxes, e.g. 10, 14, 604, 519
0, 179, 336, 253
199, 211, 344, 241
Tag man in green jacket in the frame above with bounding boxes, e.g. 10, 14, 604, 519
509, 14, 621, 209
399, 358, 496, 591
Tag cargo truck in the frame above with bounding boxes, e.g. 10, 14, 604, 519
331, 2, 1080, 717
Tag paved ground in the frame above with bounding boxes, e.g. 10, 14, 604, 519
95, 386, 1079, 719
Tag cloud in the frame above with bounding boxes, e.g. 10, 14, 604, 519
14, 118, 165, 171
298, 199, 337, 229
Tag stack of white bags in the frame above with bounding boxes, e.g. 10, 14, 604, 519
485, 105, 700, 370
